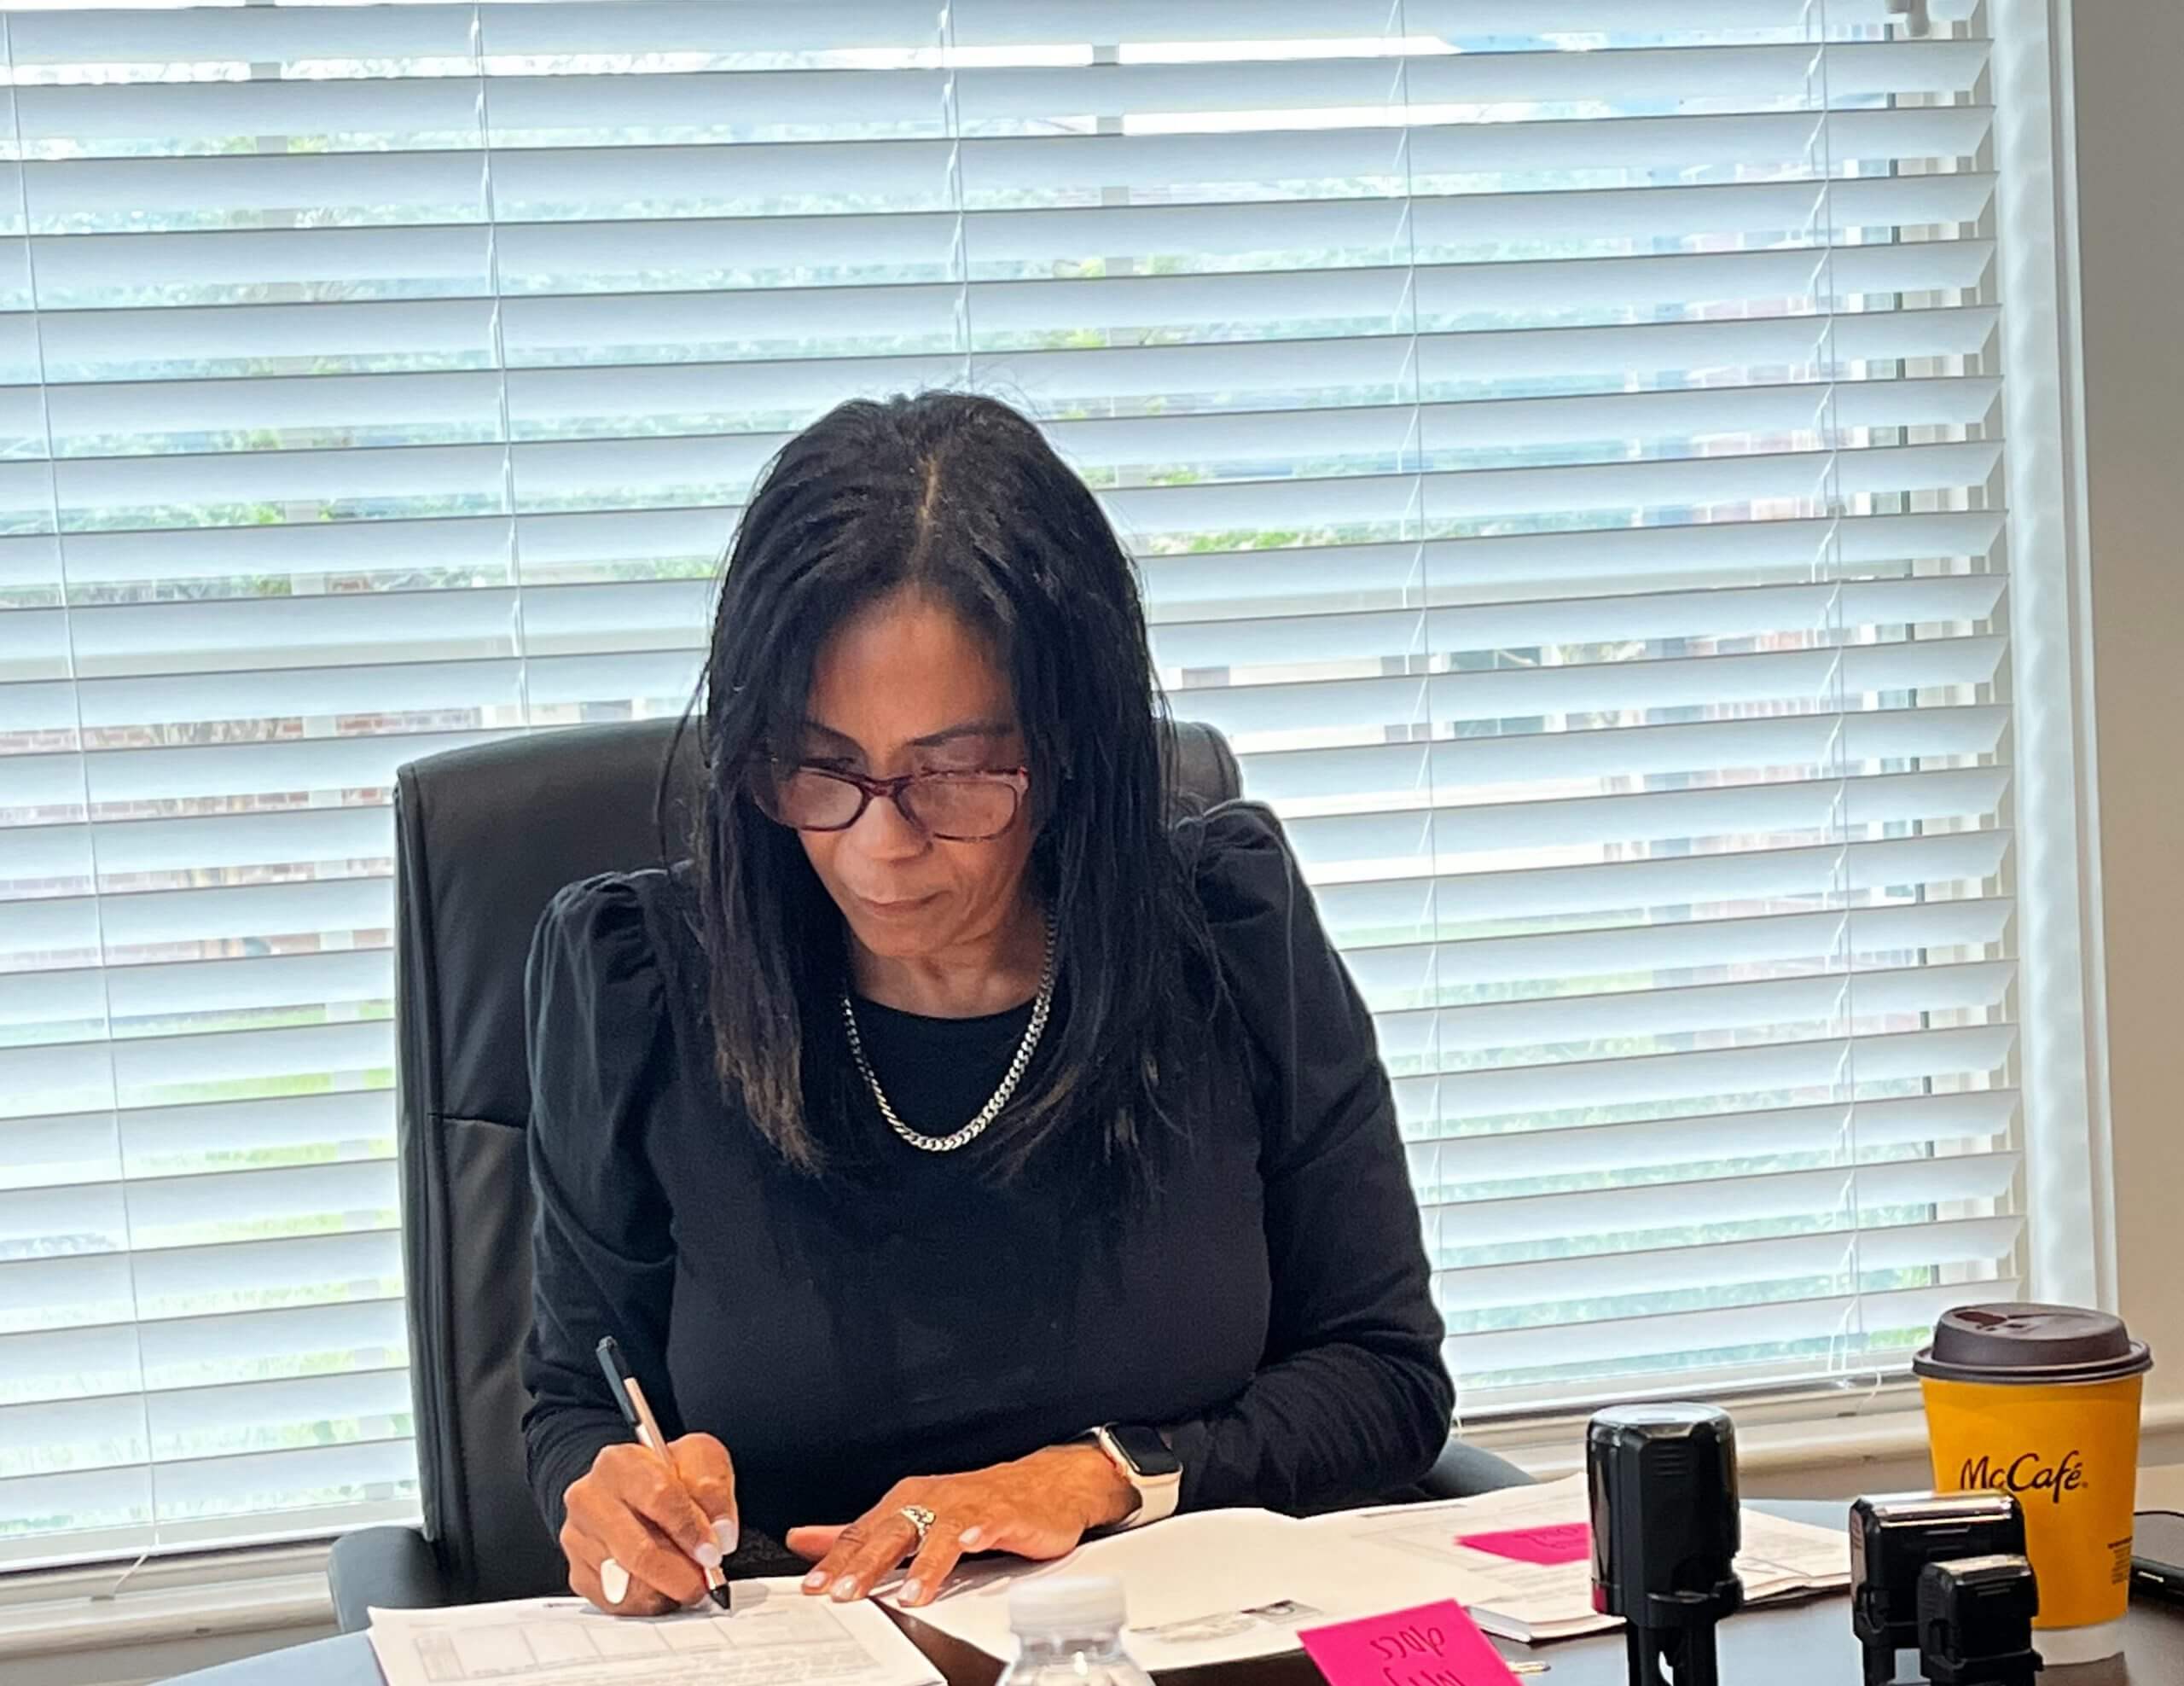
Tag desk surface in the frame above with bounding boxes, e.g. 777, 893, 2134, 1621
166, 1505, 2184, 1686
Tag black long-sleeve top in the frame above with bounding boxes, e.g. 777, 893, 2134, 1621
520, 801, 1453, 1546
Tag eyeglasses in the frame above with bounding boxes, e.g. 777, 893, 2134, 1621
754, 762, 1031, 842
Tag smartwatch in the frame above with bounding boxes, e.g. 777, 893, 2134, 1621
1086, 1423, 1182, 1528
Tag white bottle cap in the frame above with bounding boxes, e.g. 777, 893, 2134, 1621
2031, 1619, 2126, 1667
1008, 1575, 1127, 1637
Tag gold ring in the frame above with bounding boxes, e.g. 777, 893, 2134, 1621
898, 1503, 937, 1548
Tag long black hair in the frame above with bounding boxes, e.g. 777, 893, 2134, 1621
677, 391, 1218, 1188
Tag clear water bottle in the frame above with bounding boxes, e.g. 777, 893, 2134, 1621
997, 1576, 1157, 1686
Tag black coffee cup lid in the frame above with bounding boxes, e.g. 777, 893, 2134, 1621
1914, 1302, 2152, 1386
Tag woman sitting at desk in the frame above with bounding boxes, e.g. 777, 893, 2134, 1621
523, 392, 1470, 1618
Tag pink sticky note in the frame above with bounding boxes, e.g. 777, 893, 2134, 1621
1299, 1598, 1522, 1686
1455, 1522, 1593, 1566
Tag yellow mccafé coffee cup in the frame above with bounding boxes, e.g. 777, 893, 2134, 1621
1916, 1303, 2152, 1666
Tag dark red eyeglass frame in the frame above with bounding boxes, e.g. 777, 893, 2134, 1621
755, 761, 1031, 840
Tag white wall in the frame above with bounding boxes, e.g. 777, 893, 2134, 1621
2071, 0, 2184, 1415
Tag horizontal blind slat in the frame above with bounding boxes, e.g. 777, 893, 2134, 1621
1345, 898, 2012, 1000
1242, 705, 2008, 810
1373, 957, 2011, 1054
1444, 1279, 2018, 1381
1315, 830, 2009, 933
1408, 1021, 2015, 1113
1174, 635, 2006, 741
1406, 1090, 2018, 1180
1436, 1216, 2022, 1311
1153, 575, 2007, 671
1420, 1151, 2020, 1249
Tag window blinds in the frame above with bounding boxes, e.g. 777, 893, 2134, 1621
0, 0, 2018, 1566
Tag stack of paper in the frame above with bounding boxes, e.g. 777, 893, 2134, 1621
897, 1509, 1426, 1673
898, 1474, 1850, 1664
368, 1579, 945, 1686
1324, 1474, 1852, 1642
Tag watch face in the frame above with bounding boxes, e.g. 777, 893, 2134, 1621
1107, 1423, 1182, 1480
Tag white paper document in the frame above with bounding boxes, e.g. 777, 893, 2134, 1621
899, 1476, 1850, 1665
368, 1579, 944, 1686
1326, 1474, 1852, 1643
896, 1507, 1487, 1672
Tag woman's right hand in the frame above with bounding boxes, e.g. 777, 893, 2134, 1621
561, 1433, 740, 1615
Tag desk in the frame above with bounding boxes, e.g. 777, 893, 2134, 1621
164, 1507, 2184, 1686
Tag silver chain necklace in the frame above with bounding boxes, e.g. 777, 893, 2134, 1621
840, 915, 1057, 1154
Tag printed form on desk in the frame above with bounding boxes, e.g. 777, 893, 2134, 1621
897, 1475, 1850, 1666
1326, 1473, 1852, 1643
897, 1508, 1446, 1672
367, 1579, 944, 1686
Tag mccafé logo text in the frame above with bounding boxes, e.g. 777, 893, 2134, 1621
1960, 1449, 2087, 1505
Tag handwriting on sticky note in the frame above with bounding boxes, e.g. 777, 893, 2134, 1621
1453, 1523, 1592, 1567
1299, 1598, 1521, 1686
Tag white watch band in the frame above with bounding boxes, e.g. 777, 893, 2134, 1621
1092, 1424, 1181, 1528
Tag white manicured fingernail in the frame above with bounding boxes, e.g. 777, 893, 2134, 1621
713, 1518, 740, 1558
694, 1540, 723, 1568
959, 1526, 985, 1549
601, 1558, 630, 1606
901, 1578, 926, 1606
803, 1569, 828, 1590
831, 1577, 861, 1602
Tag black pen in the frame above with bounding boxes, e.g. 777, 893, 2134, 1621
595, 1335, 731, 1610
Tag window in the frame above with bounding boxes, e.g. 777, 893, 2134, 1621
0, 0, 2039, 1565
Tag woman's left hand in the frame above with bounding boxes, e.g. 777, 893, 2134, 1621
787, 1444, 1139, 1608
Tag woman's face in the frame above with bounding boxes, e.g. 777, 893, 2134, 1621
793, 588, 1038, 963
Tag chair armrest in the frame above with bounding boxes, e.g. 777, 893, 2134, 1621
1421, 1435, 1536, 1500
327, 1525, 452, 1634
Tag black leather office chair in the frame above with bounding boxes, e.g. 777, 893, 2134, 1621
326, 713, 1526, 1631
325, 717, 1252, 1629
